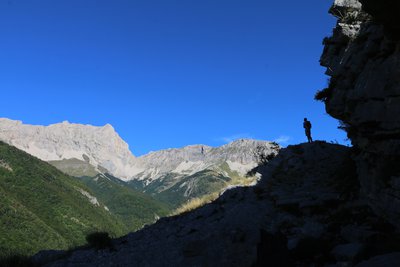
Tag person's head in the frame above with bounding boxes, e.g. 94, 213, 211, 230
304, 118, 308, 122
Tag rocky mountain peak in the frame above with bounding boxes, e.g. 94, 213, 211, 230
102, 123, 115, 131
0, 118, 136, 179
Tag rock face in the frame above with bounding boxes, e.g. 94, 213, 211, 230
320, 0, 400, 228
0, 118, 138, 179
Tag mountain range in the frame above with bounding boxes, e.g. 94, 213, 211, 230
0, 118, 279, 207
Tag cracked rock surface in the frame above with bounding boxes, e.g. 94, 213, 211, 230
320, 0, 400, 228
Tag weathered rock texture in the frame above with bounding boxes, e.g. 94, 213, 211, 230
132, 139, 278, 181
0, 118, 137, 179
320, 0, 400, 228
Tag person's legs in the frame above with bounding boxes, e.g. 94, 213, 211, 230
306, 130, 312, 143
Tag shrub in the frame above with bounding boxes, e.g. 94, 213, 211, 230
315, 88, 332, 102
85, 232, 112, 250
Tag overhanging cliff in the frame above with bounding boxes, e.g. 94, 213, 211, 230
320, 0, 400, 228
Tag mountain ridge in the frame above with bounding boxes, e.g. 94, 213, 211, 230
0, 118, 277, 183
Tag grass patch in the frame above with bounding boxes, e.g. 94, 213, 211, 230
171, 174, 258, 216
171, 192, 220, 216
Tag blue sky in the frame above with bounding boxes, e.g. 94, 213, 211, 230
0, 0, 347, 156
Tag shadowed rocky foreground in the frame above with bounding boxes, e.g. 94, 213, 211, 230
32, 142, 400, 266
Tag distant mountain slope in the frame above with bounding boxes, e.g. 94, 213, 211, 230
79, 173, 170, 229
129, 139, 279, 207
48, 158, 171, 227
0, 141, 127, 257
133, 139, 276, 181
129, 169, 232, 207
49, 139, 278, 208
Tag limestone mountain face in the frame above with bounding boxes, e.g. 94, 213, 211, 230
0, 118, 137, 179
133, 139, 273, 181
320, 0, 400, 228
132, 139, 277, 183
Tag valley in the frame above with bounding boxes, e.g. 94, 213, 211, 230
0, 119, 278, 258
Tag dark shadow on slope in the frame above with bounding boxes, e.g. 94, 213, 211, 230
253, 230, 294, 267
0, 254, 37, 267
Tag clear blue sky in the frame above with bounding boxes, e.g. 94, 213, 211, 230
0, 0, 347, 156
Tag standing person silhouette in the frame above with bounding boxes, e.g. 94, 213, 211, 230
303, 118, 313, 143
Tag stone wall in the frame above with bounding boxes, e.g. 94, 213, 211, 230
320, 0, 400, 227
